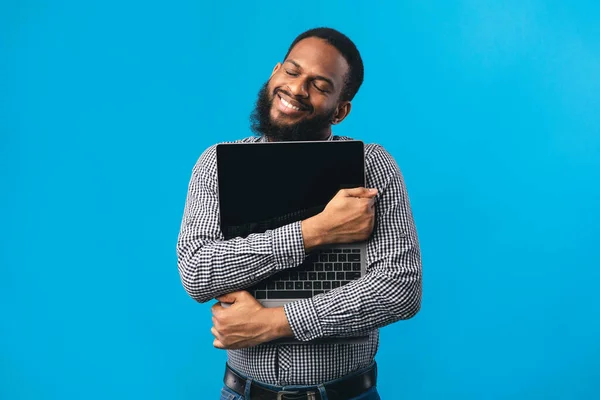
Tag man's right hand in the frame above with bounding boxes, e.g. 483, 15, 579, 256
301, 187, 378, 251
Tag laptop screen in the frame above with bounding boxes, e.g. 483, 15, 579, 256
217, 141, 365, 239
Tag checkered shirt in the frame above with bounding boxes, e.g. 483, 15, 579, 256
176, 134, 422, 386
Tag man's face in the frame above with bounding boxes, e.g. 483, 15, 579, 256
251, 37, 352, 141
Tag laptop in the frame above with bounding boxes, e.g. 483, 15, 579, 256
216, 140, 369, 342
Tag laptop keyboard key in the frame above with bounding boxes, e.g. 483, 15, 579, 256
346, 272, 361, 280
295, 282, 303, 290
256, 291, 266, 299
268, 291, 312, 299
348, 254, 360, 262
327, 272, 335, 280
304, 282, 312, 290
256, 282, 267, 290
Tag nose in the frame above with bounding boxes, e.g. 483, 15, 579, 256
286, 78, 309, 98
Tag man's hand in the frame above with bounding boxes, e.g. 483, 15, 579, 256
211, 291, 293, 349
302, 187, 377, 250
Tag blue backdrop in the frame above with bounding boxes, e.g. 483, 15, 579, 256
2, 1, 599, 399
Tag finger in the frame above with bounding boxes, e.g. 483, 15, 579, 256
211, 326, 221, 339
216, 291, 241, 303
368, 196, 377, 208
211, 302, 228, 316
224, 290, 257, 304
213, 338, 226, 349
354, 197, 376, 209
342, 187, 378, 198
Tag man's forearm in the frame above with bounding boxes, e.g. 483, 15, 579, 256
177, 222, 306, 303
264, 306, 294, 340
300, 215, 327, 252
284, 245, 422, 341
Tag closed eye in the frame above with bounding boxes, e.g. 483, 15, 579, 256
285, 69, 299, 77
313, 82, 329, 93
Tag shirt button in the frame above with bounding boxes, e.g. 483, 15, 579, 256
280, 380, 288, 386
250, 275, 256, 281
287, 257, 295, 265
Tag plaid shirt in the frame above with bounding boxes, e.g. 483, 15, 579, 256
176, 134, 422, 386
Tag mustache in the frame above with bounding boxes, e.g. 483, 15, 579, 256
273, 88, 313, 112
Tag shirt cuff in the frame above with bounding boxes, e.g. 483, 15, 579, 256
283, 298, 324, 341
271, 221, 306, 270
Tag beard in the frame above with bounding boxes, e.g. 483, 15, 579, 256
250, 82, 336, 141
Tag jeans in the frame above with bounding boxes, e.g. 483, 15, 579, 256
218, 363, 381, 400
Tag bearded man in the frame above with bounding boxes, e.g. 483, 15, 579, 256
177, 27, 422, 400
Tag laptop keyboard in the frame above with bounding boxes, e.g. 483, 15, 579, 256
252, 248, 362, 300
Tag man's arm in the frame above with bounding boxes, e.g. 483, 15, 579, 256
176, 145, 307, 303
209, 186, 379, 349
284, 145, 422, 341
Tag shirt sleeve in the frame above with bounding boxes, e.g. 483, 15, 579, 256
176, 145, 307, 303
284, 145, 422, 341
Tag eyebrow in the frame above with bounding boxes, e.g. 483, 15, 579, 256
285, 59, 336, 89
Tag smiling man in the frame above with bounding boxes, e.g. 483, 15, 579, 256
250, 34, 354, 142
177, 27, 422, 400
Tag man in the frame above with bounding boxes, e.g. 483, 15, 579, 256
177, 27, 422, 400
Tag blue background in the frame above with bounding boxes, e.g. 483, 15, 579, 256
2, 0, 599, 399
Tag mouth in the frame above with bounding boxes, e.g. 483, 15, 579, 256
273, 91, 310, 117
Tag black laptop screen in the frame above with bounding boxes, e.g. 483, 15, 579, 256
217, 141, 365, 239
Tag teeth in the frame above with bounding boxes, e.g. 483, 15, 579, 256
280, 96, 301, 111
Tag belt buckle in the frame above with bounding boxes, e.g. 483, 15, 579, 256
276, 390, 317, 400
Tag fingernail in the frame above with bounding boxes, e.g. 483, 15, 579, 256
369, 188, 378, 193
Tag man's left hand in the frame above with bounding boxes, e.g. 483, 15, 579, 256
211, 290, 293, 349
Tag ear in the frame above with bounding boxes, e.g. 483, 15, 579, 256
331, 101, 352, 125
270, 63, 282, 78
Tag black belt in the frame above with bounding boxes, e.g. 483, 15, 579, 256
223, 363, 376, 400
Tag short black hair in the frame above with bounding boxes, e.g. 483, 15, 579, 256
284, 27, 364, 102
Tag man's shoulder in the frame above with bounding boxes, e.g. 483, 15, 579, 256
209, 135, 261, 148
197, 136, 260, 160
332, 135, 388, 161
192, 136, 260, 176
